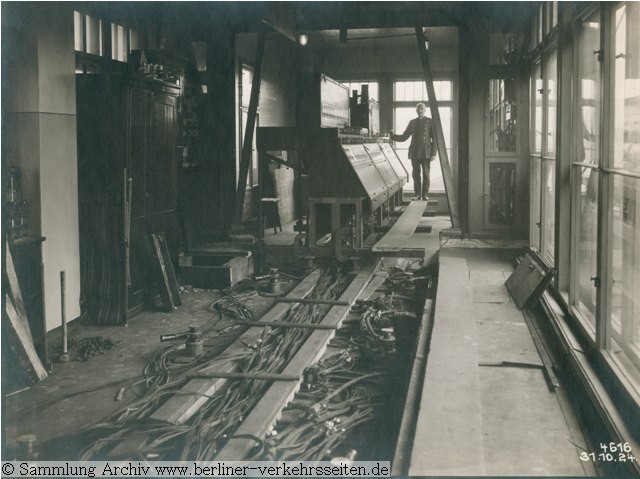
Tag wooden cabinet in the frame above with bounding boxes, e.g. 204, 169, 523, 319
77, 75, 180, 325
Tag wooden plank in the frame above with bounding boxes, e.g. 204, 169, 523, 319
5, 292, 48, 381
372, 201, 427, 252
358, 271, 389, 300
158, 233, 181, 306
215, 260, 380, 460
6, 242, 28, 322
151, 233, 176, 310
415, 27, 460, 229
149, 269, 322, 425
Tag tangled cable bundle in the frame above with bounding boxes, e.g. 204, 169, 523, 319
260, 348, 388, 461
78, 264, 351, 461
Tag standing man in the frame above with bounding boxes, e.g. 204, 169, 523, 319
390, 103, 437, 200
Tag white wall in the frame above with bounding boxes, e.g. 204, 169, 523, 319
6, 3, 81, 331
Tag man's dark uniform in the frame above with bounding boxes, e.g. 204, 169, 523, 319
391, 116, 436, 199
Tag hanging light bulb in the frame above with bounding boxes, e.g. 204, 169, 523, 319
423, 27, 430, 50
297, 33, 308, 47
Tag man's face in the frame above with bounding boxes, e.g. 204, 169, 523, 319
417, 105, 426, 117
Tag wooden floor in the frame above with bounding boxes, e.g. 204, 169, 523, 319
408, 246, 596, 476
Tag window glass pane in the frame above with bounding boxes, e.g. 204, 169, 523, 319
111, 24, 126, 62
533, 63, 543, 154
393, 80, 451, 102
241, 66, 253, 108
577, 12, 601, 167
488, 78, 517, 153
74, 11, 83, 51
85, 15, 102, 56
530, 157, 541, 250
575, 166, 598, 327
609, 174, 640, 369
542, 158, 555, 262
612, 3, 640, 172
571, 10, 600, 332
545, 49, 557, 156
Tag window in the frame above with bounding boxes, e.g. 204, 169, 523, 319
564, 3, 640, 394
570, 11, 601, 330
607, 2, 640, 368
74, 12, 103, 56
529, 40, 558, 263
111, 23, 127, 62
392, 80, 454, 193
530, 61, 543, 250
541, 49, 558, 262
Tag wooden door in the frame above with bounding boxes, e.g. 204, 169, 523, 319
147, 91, 178, 254
128, 86, 150, 312
127, 86, 179, 313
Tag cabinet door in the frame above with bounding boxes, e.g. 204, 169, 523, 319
148, 92, 178, 217
128, 87, 150, 312
127, 87, 179, 314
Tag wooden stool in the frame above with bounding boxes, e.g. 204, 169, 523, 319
261, 197, 282, 234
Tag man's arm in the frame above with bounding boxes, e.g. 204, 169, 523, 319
390, 120, 414, 142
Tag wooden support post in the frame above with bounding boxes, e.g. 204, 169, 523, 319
234, 29, 266, 225
415, 27, 460, 229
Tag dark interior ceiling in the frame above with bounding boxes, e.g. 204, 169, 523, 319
307, 27, 459, 50
82, 2, 534, 40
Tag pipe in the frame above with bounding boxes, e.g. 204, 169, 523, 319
391, 298, 434, 476
276, 297, 350, 306
229, 319, 338, 330
190, 372, 299, 381
58, 271, 69, 363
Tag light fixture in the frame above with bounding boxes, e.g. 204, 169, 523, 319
297, 33, 308, 47
423, 28, 430, 50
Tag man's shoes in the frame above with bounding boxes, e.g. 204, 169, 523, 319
412, 196, 421, 201
422, 195, 429, 201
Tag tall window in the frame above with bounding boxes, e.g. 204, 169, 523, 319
74, 12, 103, 56
529, 46, 558, 263
608, 2, 640, 368
530, 61, 543, 251
392, 80, 454, 193
570, 11, 601, 331
565, 3, 640, 390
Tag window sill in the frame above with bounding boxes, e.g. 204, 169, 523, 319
540, 290, 640, 468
